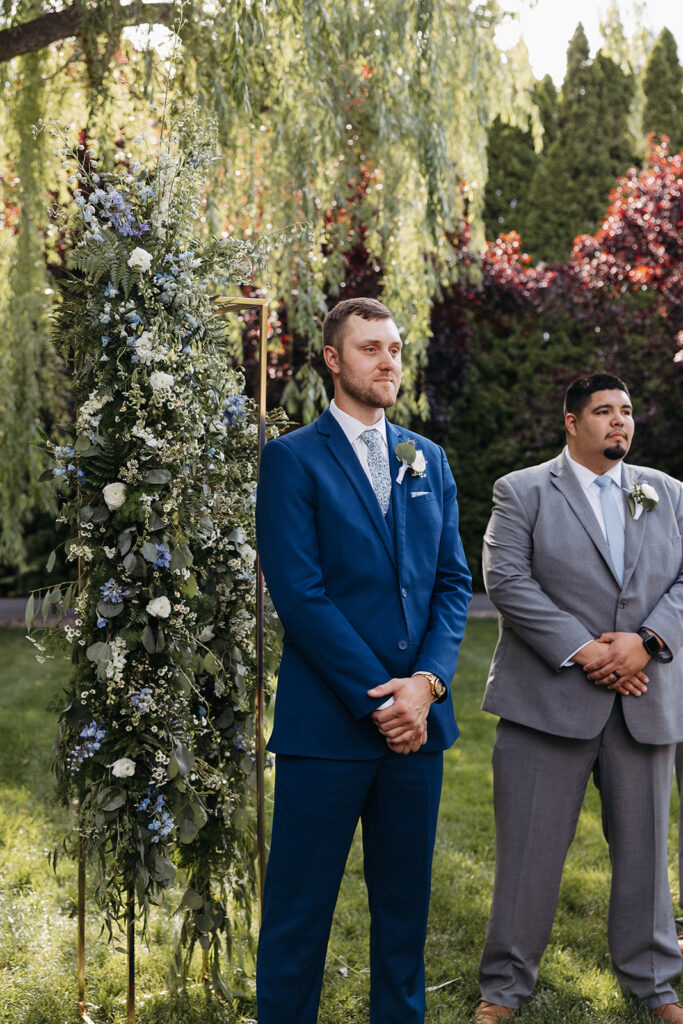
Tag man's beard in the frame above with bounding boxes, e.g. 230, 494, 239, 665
339, 364, 399, 409
603, 443, 627, 461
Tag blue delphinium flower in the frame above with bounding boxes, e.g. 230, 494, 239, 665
154, 544, 171, 568
67, 720, 107, 772
224, 393, 247, 426
130, 688, 154, 713
99, 578, 129, 604
97, 616, 107, 628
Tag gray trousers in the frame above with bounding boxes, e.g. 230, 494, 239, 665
479, 700, 680, 1009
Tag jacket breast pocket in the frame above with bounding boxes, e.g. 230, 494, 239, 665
409, 492, 435, 506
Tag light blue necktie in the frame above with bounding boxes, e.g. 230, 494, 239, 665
361, 429, 391, 516
595, 475, 625, 584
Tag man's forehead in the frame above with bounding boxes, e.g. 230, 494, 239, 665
344, 313, 401, 343
586, 389, 632, 410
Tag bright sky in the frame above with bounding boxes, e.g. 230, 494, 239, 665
496, 0, 683, 85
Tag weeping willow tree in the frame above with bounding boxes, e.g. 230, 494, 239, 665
0, 0, 538, 570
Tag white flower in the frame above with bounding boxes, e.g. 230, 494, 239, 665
412, 451, 427, 475
127, 247, 152, 272
640, 483, 658, 505
111, 757, 136, 778
199, 625, 215, 642
146, 595, 171, 618
149, 370, 174, 391
103, 482, 126, 510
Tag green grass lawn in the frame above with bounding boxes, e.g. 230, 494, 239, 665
1, 620, 680, 1023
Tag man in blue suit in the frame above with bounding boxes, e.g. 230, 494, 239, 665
255, 297, 472, 1023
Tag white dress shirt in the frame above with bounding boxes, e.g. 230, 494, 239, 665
562, 448, 626, 665
329, 399, 390, 484
564, 447, 626, 536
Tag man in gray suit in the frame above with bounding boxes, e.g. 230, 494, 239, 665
475, 373, 683, 1024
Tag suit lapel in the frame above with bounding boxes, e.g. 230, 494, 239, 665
621, 464, 647, 589
386, 420, 408, 578
550, 452, 622, 585
317, 410, 397, 567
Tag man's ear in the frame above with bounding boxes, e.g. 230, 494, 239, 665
323, 345, 340, 375
565, 412, 578, 437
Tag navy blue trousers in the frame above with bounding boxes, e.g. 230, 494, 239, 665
256, 750, 443, 1024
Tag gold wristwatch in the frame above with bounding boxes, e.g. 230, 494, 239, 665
416, 671, 447, 704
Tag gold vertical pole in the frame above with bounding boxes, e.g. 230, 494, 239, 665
77, 831, 86, 1017
127, 886, 135, 1024
255, 300, 268, 916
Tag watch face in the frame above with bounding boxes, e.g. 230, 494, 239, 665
642, 632, 660, 655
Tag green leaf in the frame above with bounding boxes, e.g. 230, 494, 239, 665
191, 801, 208, 827
182, 888, 204, 910
167, 753, 179, 779
96, 600, 125, 619
178, 818, 199, 843
144, 469, 172, 484
174, 744, 194, 776
74, 434, 91, 453
155, 629, 166, 653
103, 792, 125, 811
395, 442, 416, 463
79, 506, 93, 523
195, 911, 215, 931
118, 531, 133, 555
86, 642, 110, 663
182, 573, 198, 598
141, 625, 156, 654
46, 549, 56, 573
142, 541, 158, 562
153, 852, 175, 884
123, 551, 137, 572
90, 505, 110, 523
25, 593, 35, 632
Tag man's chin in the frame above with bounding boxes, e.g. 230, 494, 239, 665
603, 444, 627, 461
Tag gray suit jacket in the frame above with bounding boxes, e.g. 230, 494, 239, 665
481, 451, 683, 744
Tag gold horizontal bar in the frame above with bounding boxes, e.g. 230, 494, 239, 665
212, 297, 269, 314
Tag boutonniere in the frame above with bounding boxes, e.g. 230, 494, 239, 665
626, 478, 659, 520
395, 440, 427, 484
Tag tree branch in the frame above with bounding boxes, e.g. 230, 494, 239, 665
0, 1, 176, 65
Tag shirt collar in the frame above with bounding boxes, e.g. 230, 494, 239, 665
564, 446, 623, 491
330, 399, 387, 447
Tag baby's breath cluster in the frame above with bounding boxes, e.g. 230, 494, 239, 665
28, 109, 276, 970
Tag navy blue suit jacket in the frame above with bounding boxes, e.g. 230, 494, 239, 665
255, 407, 472, 759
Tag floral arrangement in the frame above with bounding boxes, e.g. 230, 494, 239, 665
28, 108, 280, 989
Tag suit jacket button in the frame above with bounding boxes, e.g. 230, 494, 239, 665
398, 640, 408, 651
619, 600, 627, 608
401, 587, 408, 598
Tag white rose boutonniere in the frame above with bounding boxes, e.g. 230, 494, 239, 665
103, 481, 126, 510
146, 595, 171, 618
627, 479, 659, 520
395, 440, 427, 484
127, 246, 153, 272
111, 757, 136, 778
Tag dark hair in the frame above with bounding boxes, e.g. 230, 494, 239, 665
322, 297, 394, 353
564, 373, 630, 417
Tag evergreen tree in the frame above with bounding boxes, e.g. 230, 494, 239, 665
523, 25, 635, 263
643, 28, 683, 151
482, 116, 537, 239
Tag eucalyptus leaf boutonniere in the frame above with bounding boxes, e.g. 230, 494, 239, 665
395, 439, 427, 484
627, 478, 659, 520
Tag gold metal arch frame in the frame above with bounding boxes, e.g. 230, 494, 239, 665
77, 295, 270, 1024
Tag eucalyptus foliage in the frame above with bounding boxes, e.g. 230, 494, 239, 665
26, 110, 277, 986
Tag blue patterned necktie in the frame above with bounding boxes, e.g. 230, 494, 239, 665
361, 429, 391, 516
595, 475, 625, 584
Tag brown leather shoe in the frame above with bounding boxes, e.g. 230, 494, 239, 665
652, 1003, 683, 1022
474, 1001, 515, 1023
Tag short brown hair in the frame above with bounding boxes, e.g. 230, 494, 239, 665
322, 297, 394, 353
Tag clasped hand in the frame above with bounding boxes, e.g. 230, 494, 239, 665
574, 634, 650, 696
367, 676, 433, 755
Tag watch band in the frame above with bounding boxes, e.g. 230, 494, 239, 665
637, 628, 674, 664
415, 671, 447, 703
